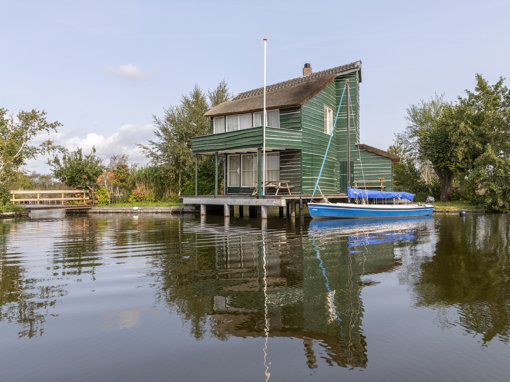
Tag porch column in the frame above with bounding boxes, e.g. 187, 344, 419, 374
194, 155, 198, 196
257, 148, 262, 196
214, 152, 219, 197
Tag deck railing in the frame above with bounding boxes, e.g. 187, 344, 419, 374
10, 190, 89, 207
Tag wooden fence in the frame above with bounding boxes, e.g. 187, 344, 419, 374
10, 190, 89, 207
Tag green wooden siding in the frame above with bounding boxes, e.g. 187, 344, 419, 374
280, 107, 301, 130
280, 150, 301, 193
353, 149, 394, 191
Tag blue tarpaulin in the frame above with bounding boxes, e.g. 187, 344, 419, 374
347, 187, 415, 201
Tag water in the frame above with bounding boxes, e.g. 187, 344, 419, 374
1, 214, 509, 381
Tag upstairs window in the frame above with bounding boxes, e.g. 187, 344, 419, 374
213, 116, 225, 134
214, 109, 280, 134
324, 105, 333, 135
226, 115, 239, 132
267, 110, 280, 128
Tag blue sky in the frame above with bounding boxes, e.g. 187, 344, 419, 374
1, 0, 509, 172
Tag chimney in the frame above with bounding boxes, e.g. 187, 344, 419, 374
303, 63, 312, 76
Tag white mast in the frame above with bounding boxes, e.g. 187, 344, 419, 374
262, 38, 267, 196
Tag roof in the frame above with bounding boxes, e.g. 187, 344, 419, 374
204, 61, 362, 117
357, 144, 400, 163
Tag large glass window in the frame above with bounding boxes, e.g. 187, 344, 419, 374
214, 110, 280, 133
213, 116, 225, 134
267, 110, 280, 128
253, 112, 263, 127
241, 154, 256, 187
324, 105, 333, 135
228, 155, 240, 187
239, 114, 252, 130
226, 115, 239, 132
266, 153, 280, 181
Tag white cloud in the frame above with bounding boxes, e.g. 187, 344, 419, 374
26, 124, 155, 174
102, 64, 160, 81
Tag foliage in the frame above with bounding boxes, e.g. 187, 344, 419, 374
95, 186, 110, 205
49, 147, 104, 204
0, 108, 62, 185
396, 75, 510, 204
128, 189, 154, 203
0, 185, 11, 205
140, 81, 231, 196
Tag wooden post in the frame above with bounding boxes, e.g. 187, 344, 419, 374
37, 193, 40, 207
62, 193, 64, 206
261, 205, 268, 219
215, 152, 219, 197
224, 204, 230, 217
200, 204, 206, 216
290, 201, 296, 218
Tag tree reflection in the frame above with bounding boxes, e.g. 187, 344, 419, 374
0, 220, 66, 338
413, 215, 510, 344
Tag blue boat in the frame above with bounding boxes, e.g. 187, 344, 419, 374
308, 187, 433, 219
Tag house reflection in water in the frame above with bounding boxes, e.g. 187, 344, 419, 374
188, 218, 430, 370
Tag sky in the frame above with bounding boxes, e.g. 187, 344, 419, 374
1, 0, 510, 174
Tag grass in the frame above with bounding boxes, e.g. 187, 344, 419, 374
96, 201, 184, 207
431, 200, 483, 211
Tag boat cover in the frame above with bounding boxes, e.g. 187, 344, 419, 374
347, 187, 415, 201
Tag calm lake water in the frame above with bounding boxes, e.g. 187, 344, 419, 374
1, 213, 509, 381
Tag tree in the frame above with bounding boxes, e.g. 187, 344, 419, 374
49, 147, 104, 205
141, 81, 231, 196
0, 108, 61, 185
397, 94, 461, 201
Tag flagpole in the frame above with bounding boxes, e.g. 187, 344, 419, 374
262, 38, 267, 197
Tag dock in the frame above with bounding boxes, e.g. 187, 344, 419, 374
182, 194, 347, 219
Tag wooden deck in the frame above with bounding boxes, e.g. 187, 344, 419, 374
181, 193, 348, 219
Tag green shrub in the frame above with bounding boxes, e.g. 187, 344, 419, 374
95, 186, 110, 205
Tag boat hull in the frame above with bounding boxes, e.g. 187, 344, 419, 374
308, 202, 434, 219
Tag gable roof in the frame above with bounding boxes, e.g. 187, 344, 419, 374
204, 61, 362, 117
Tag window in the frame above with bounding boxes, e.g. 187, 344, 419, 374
253, 112, 263, 127
239, 114, 252, 130
266, 153, 280, 181
241, 154, 256, 187
267, 110, 280, 128
213, 116, 225, 134
214, 109, 280, 134
324, 105, 333, 135
228, 155, 240, 187
226, 115, 239, 132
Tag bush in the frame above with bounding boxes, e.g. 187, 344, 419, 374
128, 189, 154, 203
95, 186, 110, 205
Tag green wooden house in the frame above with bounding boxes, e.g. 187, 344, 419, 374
190, 61, 398, 200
